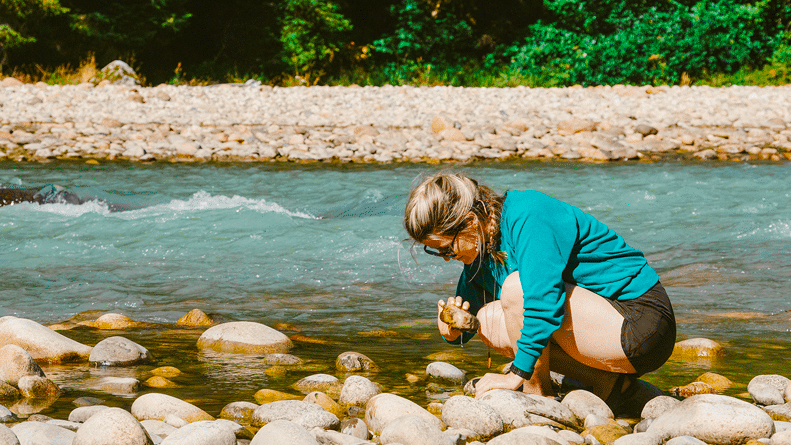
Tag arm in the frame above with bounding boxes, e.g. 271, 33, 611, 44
503, 192, 577, 377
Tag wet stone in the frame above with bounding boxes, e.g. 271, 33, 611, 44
336, 351, 377, 372
176, 309, 214, 327
0, 404, 18, 423
303, 391, 344, 418
196, 321, 293, 354
253, 388, 301, 404
131, 393, 214, 423
426, 362, 466, 384
17, 376, 61, 399
99, 377, 141, 395
89, 336, 152, 366
340, 418, 370, 440
292, 374, 342, 396
0, 316, 92, 363
219, 401, 258, 424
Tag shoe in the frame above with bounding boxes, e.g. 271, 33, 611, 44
605, 374, 664, 418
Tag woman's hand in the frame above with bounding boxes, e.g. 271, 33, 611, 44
437, 296, 469, 342
474, 372, 526, 398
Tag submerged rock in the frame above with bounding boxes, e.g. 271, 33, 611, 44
292, 374, 342, 396
426, 362, 466, 384
176, 309, 214, 327
671, 338, 724, 360
335, 351, 377, 372
0, 316, 92, 363
196, 321, 292, 354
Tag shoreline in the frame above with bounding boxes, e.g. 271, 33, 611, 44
1, 312, 789, 444
1, 82, 790, 164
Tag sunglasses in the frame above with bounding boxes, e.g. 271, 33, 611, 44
423, 226, 463, 258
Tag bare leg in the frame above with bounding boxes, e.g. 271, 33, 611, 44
494, 272, 635, 400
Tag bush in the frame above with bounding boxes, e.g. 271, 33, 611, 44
503, 0, 779, 86
280, 0, 352, 80
372, 0, 475, 68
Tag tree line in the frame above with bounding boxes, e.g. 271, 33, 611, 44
2, 0, 790, 86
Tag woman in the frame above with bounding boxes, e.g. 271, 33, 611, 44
404, 172, 675, 414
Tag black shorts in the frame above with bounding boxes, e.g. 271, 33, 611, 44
607, 281, 676, 376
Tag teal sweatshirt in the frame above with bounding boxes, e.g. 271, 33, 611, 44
448, 190, 659, 376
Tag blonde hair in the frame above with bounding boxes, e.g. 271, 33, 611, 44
404, 172, 506, 264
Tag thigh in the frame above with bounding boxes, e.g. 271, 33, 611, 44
552, 284, 636, 374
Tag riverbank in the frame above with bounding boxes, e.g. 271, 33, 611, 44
1, 78, 790, 164
1, 313, 790, 445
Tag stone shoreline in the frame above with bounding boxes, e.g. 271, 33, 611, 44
2, 78, 791, 164
2, 313, 791, 445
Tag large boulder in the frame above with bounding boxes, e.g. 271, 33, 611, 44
647, 394, 775, 444
131, 393, 213, 422
0, 345, 45, 386
196, 322, 292, 354
364, 393, 443, 435
251, 400, 339, 430
748, 375, 790, 406
0, 317, 92, 363
73, 407, 154, 445
91, 60, 142, 87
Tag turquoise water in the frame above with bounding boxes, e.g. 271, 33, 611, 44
1, 160, 790, 415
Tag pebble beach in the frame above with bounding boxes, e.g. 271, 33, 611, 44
2, 77, 791, 164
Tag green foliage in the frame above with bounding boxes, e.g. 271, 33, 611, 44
372, 0, 474, 67
0, 0, 67, 69
280, 0, 352, 78
65, 0, 191, 49
504, 0, 780, 86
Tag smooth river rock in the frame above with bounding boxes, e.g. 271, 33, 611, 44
0, 424, 19, 445
17, 375, 61, 398
646, 394, 775, 444
0, 345, 45, 386
426, 361, 466, 384
748, 375, 790, 406
338, 375, 381, 408
641, 396, 681, 420
336, 351, 377, 372
250, 419, 319, 445
0, 316, 92, 363
131, 393, 214, 422
561, 390, 613, 423
380, 415, 458, 445
73, 407, 154, 445
219, 401, 258, 424
251, 400, 339, 430
159, 420, 236, 445
10, 421, 75, 445
479, 389, 579, 430
486, 427, 565, 445
442, 395, 504, 439
671, 338, 724, 360
89, 336, 152, 366
196, 321, 292, 354
364, 393, 443, 434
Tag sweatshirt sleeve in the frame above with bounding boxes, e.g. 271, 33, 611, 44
503, 192, 578, 375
